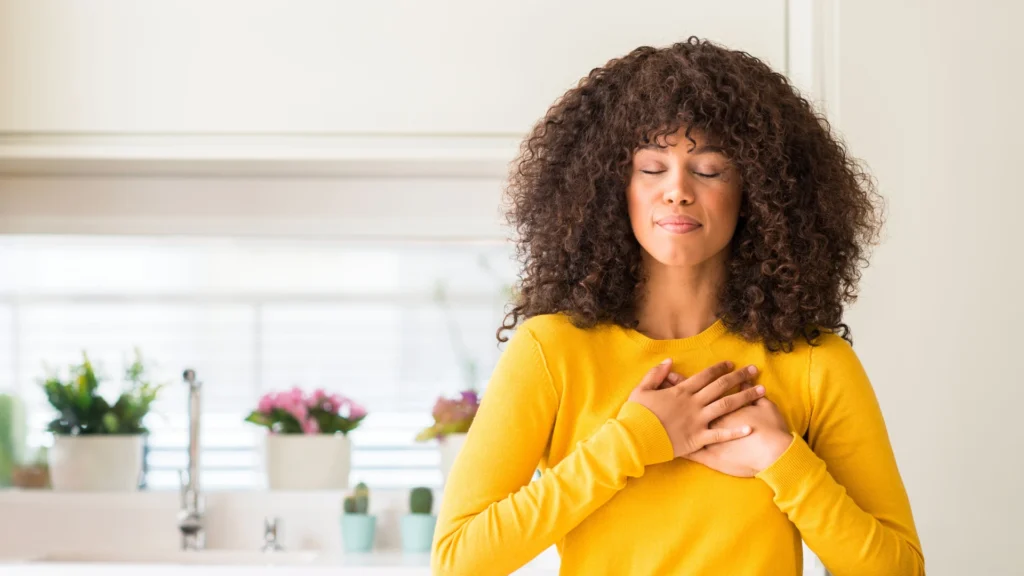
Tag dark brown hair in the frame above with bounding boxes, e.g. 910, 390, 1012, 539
498, 37, 882, 352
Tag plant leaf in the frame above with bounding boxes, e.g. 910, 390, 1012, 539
244, 411, 274, 428
102, 412, 120, 433
37, 349, 162, 436
46, 416, 73, 435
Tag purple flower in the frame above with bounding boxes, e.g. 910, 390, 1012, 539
431, 390, 479, 425
416, 389, 480, 441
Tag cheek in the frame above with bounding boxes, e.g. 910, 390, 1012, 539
625, 184, 653, 227
707, 188, 743, 233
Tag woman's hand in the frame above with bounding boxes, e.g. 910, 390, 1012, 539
683, 386, 794, 477
627, 359, 766, 458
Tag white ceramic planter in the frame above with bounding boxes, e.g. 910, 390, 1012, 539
438, 433, 467, 484
265, 433, 351, 490
48, 434, 144, 491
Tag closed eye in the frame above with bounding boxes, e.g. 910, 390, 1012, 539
639, 170, 666, 175
694, 171, 721, 178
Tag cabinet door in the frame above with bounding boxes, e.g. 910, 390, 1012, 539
0, 0, 786, 135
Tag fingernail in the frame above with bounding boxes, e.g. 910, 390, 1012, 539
747, 365, 758, 375
661, 358, 672, 365
741, 426, 751, 434
755, 385, 765, 394
725, 361, 734, 369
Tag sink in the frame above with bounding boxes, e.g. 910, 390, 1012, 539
33, 550, 320, 566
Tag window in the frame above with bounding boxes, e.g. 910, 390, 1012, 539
0, 235, 516, 490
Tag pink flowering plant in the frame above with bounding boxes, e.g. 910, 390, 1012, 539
415, 390, 480, 441
244, 387, 367, 435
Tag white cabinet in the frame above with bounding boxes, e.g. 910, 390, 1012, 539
0, 0, 787, 136
0, 0, 789, 238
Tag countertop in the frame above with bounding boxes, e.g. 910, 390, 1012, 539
0, 548, 561, 575
1, 550, 560, 575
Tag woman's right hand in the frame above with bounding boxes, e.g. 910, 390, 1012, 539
627, 359, 764, 458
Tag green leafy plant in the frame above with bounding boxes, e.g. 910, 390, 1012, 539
343, 481, 370, 514
41, 349, 163, 435
0, 393, 26, 486
409, 487, 433, 515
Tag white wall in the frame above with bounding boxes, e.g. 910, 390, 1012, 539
833, 2, 1024, 574
0, 0, 785, 135
0, 175, 509, 239
0, 0, 788, 240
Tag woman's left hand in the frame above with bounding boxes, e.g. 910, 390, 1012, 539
683, 385, 794, 477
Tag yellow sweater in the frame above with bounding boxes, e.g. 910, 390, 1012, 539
432, 314, 924, 576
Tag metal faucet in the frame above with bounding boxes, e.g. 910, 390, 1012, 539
178, 368, 205, 551
262, 516, 284, 552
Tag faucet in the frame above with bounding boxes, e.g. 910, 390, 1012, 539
262, 516, 284, 552
178, 368, 205, 551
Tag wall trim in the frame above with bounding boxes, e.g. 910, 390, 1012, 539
786, 0, 841, 124
0, 133, 523, 178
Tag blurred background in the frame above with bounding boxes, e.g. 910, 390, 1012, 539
0, 1, 1021, 575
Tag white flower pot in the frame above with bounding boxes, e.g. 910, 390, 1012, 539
438, 433, 467, 484
265, 433, 351, 490
48, 435, 144, 492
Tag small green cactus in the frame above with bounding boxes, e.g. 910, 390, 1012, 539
409, 487, 433, 515
343, 482, 370, 515
354, 482, 369, 499
354, 494, 368, 514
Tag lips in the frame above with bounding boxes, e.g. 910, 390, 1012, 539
656, 215, 702, 234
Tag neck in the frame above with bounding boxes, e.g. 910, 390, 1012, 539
635, 251, 726, 340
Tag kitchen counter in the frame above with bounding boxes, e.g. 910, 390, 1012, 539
1, 550, 560, 575
0, 490, 825, 575
0, 490, 561, 574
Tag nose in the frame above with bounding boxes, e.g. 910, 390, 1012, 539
663, 174, 695, 206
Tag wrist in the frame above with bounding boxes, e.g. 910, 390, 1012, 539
756, 430, 794, 473
616, 401, 675, 465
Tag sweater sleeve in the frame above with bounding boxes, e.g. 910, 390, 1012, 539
431, 323, 674, 576
755, 334, 925, 576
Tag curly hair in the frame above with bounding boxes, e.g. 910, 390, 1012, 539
498, 36, 883, 352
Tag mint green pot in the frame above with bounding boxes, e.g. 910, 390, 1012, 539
400, 514, 437, 553
341, 514, 377, 552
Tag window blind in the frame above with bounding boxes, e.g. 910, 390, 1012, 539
0, 235, 516, 490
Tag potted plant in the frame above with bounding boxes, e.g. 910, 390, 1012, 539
400, 486, 436, 553
341, 482, 376, 552
415, 390, 479, 483
41, 349, 162, 491
245, 387, 367, 490
0, 392, 26, 487
12, 448, 50, 489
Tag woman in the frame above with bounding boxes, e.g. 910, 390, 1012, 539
432, 37, 924, 576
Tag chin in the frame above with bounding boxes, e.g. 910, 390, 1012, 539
644, 246, 706, 268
